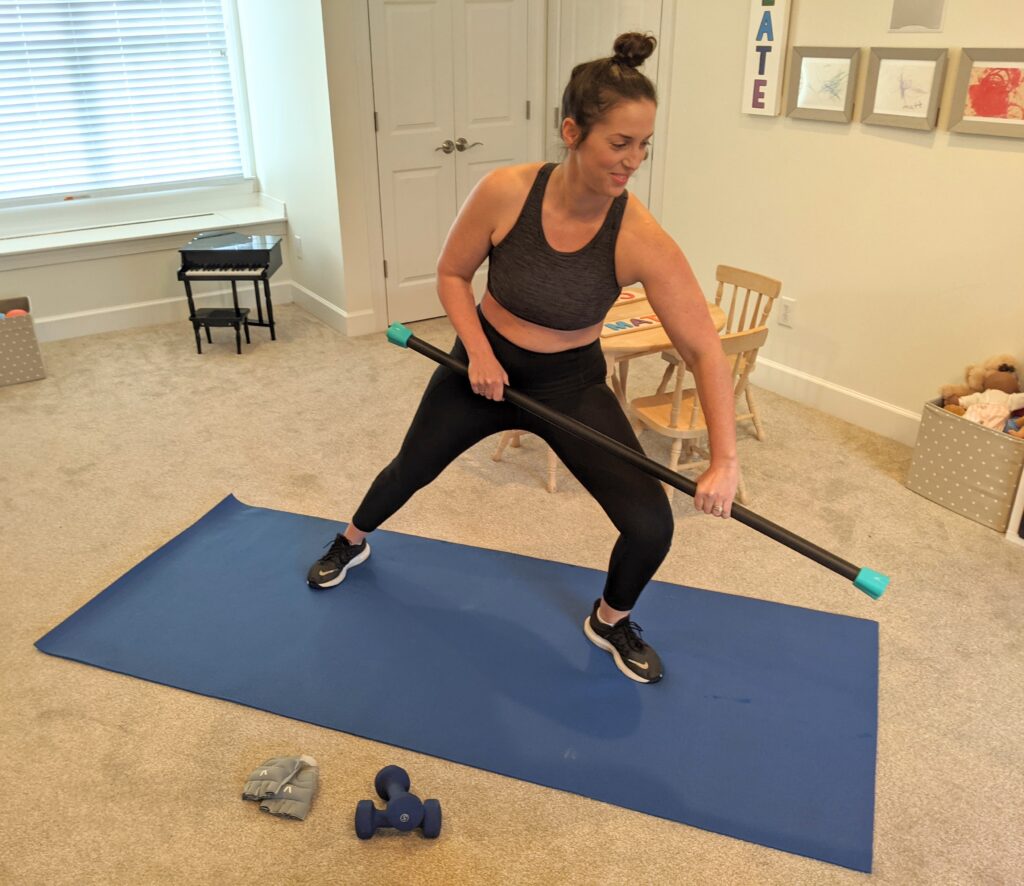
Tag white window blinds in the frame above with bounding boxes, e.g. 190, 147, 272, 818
0, 0, 249, 204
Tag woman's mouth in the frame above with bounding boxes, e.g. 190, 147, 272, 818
611, 173, 630, 186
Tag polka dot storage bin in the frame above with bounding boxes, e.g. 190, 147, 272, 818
0, 296, 46, 387
907, 399, 1024, 533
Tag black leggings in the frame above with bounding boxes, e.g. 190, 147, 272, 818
352, 311, 674, 611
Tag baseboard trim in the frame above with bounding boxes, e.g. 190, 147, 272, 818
754, 358, 921, 446
33, 285, 293, 342
288, 280, 380, 337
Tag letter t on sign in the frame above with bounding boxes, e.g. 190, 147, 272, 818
741, 0, 791, 116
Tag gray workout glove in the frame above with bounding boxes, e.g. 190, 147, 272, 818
242, 755, 317, 806
259, 758, 319, 820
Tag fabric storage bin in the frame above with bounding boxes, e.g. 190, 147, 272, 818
907, 398, 1024, 532
0, 296, 46, 387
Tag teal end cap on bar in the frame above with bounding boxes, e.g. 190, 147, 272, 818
854, 568, 889, 600
386, 323, 413, 348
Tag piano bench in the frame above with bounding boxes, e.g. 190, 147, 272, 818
190, 307, 251, 355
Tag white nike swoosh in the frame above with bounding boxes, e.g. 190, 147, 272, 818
627, 659, 649, 670
318, 569, 335, 577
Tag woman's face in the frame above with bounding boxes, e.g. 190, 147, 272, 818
565, 99, 656, 198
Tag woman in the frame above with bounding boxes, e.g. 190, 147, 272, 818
307, 33, 738, 684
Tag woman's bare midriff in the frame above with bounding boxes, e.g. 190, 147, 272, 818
480, 292, 603, 354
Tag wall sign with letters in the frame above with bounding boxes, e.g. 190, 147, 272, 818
742, 0, 792, 116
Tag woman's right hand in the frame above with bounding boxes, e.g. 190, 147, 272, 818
468, 350, 509, 401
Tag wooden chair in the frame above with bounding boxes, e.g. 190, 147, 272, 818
657, 265, 781, 441
632, 325, 770, 503
492, 431, 559, 493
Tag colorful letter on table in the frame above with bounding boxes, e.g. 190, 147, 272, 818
742, 0, 792, 116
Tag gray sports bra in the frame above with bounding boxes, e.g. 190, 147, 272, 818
486, 163, 627, 331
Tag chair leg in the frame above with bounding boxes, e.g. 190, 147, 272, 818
192, 322, 203, 354
664, 438, 685, 501
745, 386, 765, 441
545, 446, 558, 493
205, 324, 213, 344
736, 472, 750, 505
655, 362, 676, 396
492, 431, 516, 462
235, 322, 242, 355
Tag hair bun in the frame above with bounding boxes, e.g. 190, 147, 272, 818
612, 32, 656, 69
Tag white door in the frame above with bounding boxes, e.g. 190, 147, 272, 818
546, 0, 664, 207
370, 0, 530, 324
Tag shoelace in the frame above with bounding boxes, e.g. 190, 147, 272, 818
323, 533, 354, 563
607, 619, 646, 653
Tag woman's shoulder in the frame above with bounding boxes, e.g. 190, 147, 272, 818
620, 192, 673, 245
478, 162, 547, 200
616, 191, 683, 278
469, 163, 548, 234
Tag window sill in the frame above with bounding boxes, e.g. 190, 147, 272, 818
0, 194, 287, 272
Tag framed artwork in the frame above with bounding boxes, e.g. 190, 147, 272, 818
948, 48, 1024, 138
862, 47, 948, 130
786, 47, 860, 123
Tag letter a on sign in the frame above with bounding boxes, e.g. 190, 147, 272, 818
742, 0, 791, 116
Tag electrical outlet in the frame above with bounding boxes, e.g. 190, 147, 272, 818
294, 235, 303, 260
778, 296, 796, 328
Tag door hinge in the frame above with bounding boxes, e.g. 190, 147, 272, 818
383, 259, 388, 279
553, 106, 559, 129
526, 100, 531, 120
374, 111, 379, 132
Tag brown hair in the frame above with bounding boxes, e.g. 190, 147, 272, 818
560, 32, 658, 146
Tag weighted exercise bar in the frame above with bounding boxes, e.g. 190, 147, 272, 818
387, 323, 889, 600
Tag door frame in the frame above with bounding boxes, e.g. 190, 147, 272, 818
354, 0, 674, 333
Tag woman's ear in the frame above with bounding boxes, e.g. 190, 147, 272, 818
561, 117, 580, 150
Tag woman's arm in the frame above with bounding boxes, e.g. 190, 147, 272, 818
435, 170, 516, 400
619, 204, 739, 516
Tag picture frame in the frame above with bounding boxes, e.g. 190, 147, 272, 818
948, 48, 1024, 139
785, 46, 860, 123
862, 47, 948, 130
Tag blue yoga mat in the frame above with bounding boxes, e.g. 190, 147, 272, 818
37, 495, 877, 871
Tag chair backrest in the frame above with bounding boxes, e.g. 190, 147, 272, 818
668, 325, 770, 430
714, 265, 782, 334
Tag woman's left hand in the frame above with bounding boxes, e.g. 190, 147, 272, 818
693, 460, 739, 519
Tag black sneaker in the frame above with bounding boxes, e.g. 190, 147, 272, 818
307, 534, 370, 589
583, 600, 664, 683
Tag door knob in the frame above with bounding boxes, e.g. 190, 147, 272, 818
435, 140, 455, 154
455, 138, 483, 152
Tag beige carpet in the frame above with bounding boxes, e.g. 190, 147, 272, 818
1, 304, 1021, 885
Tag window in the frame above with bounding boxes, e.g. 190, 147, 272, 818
0, 0, 252, 206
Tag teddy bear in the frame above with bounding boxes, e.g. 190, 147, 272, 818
940, 354, 1019, 406
940, 355, 1024, 430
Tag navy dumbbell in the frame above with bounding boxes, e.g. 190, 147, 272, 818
355, 765, 442, 840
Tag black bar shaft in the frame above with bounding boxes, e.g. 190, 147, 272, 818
405, 334, 862, 584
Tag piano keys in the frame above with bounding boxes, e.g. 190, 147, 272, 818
178, 231, 283, 279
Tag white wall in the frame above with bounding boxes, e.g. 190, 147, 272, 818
664, 1, 1024, 444
236, 0, 350, 327
319, 0, 388, 337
